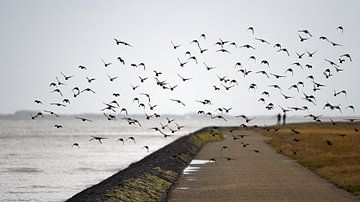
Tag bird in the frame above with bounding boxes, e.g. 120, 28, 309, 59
117, 56, 125, 65
34, 100, 42, 104
140, 93, 151, 102
346, 105, 355, 112
78, 65, 87, 70
72, 143, 80, 149
166, 117, 175, 124
277, 48, 290, 56
247, 26, 254, 34
177, 58, 188, 67
254, 38, 270, 44
170, 99, 186, 106
177, 74, 193, 82
256, 70, 269, 78
239, 44, 255, 49
197, 44, 208, 54
325, 140, 333, 146
306, 50, 318, 57
30, 112, 43, 119
211, 115, 227, 121
298, 29, 312, 37
43, 110, 59, 117
270, 73, 286, 79
269, 84, 282, 91
86, 77, 96, 83
61, 98, 69, 104
114, 38, 132, 47
223, 107, 232, 113
296, 52, 305, 59
51, 89, 63, 97
138, 76, 148, 83
61, 72, 74, 80
221, 146, 230, 152
142, 146, 149, 153
280, 92, 294, 100
126, 137, 136, 144
216, 48, 231, 54
107, 74, 118, 82
298, 34, 310, 42
171, 41, 181, 49
340, 54, 352, 62
101, 59, 112, 67
117, 138, 125, 145
337, 26, 344, 34
54, 124, 62, 128
187, 56, 198, 64
50, 102, 66, 107
75, 117, 92, 122
81, 88, 95, 94
261, 60, 270, 67
89, 136, 107, 144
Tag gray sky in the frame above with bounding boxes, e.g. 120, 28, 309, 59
0, 0, 359, 116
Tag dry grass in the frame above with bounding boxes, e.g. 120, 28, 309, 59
255, 122, 360, 198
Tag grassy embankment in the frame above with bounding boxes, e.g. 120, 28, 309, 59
67, 128, 224, 202
256, 122, 360, 197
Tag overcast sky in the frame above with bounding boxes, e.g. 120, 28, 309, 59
0, 0, 359, 116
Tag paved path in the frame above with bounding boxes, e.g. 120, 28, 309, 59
168, 128, 359, 202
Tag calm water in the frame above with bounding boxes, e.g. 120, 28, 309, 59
0, 115, 311, 201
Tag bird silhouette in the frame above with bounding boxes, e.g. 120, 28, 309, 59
101, 59, 112, 67
114, 38, 132, 47
221, 146, 230, 152
117, 57, 125, 65
72, 143, 80, 149
78, 65, 87, 70
86, 77, 95, 83
61, 72, 74, 80
177, 74, 193, 82
54, 124, 62, 128
89, 136, 107, 144
171, 41, 181, 49
108, 74, 118, 82
170, 99, 186, 106
51, 89, 63, 97
117, 138, 125, 145
337, 26, 344, 33
247, 26, 254, 34
255, 38, 270, 44
306, 50, 318, 57
340, 54, 352, 62
126, 137, 136, 144
44, 110, 59, 117
142, 146, 149, 153
298, 34, 310, 42
75, 117, 92, 122
298, 29, 312, 37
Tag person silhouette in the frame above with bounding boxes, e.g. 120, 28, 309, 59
277, 113, 281, 125
283, 113, 287, 125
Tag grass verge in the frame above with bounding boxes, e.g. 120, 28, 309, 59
255, 122, 360, 198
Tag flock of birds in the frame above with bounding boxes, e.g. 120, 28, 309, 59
31, 25, 356, 154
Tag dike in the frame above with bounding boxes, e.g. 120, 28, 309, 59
67, 126, 224, 202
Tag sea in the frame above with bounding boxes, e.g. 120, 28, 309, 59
0, 114, 315, 201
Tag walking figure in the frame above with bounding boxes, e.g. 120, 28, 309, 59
277, 113, 281, 125
283, 113, 287, 125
